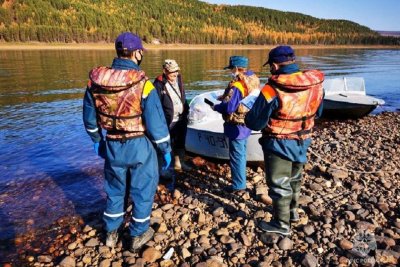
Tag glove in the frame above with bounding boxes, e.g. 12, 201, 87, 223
162, 152, 172, 171
93, 142, 100, 155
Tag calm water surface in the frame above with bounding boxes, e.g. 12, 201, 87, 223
0, 48, 399, 240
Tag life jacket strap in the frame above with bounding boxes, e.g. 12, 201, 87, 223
271, 113, 315, 122
96, 110, 142, 120
106, 131, 145, 143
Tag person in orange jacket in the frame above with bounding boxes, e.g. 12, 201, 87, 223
83, 32, 172, 251
245, 46, 324, 235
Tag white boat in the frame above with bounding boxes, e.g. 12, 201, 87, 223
322, 77, 385, 119
185, 77, 385, 161
185, 90, 263, 162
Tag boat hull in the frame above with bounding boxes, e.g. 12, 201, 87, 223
322, 99, 378, 119
185, 126, 263, 162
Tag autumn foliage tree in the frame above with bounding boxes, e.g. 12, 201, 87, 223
0, 0, 398, 45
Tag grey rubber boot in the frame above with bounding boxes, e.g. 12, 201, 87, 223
130, 227, 155, 252
105, 230, 119, 248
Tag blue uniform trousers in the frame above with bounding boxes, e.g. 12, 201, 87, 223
102, 136, 158, 237
228, 138, 248, 190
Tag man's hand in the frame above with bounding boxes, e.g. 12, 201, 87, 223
162, 152, 172, 170
93, 142, 100, 155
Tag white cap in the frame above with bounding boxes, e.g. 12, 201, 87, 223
163, 59, 180, 72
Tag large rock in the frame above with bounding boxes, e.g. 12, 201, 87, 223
260, 233, 280, 245
278, 237, 293, 250
206, 259, 227, 267
303, 225, 315, 236
375, 249, 400, 265
99, 259, 111, 267
142, 247, 162, 263
339, 239, 353, 250
59, 256, 76, 267
37, 255, 52, 263
213, 207, 224, 217
301, 253, 318, 267
85, 238, 99, 247
328, 168, 348, 179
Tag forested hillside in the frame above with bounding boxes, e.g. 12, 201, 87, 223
1, 0, 399, 45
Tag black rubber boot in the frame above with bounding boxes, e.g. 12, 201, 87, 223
289, 163, 304, 223
258, 220, 291, 236
263, 153, 292, 234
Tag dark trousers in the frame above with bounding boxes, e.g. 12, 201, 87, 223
169, 119, 187, 150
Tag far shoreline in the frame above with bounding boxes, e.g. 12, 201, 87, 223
0, 42, 399, 50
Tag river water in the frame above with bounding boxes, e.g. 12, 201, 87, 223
0, 48, 399, 241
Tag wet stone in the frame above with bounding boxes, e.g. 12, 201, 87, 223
344, 211, 355, 221
207, 247, 218, 256
99, 259, 111, 267
305, 237, 314, 244
37, 255, 52, 263
303, 225, 315, 236
339, 239, 353, 250
301, 253, 318, 267
298, 195, 313, 205
220, 235, 235, 244
192, 246, 204, 255
85, 238, 99, 247
278, 237, 293, 250
260, 233, 280, 245
142, 247, 162, 263
213, 207, 224, 217
59, 256, 76, 267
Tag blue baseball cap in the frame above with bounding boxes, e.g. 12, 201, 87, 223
263, 45, 295, 66
224, 56, 249, 69
115, 32, 145, 51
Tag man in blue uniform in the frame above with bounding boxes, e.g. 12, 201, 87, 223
83, 32, 172, 251
245, 46, 324, 235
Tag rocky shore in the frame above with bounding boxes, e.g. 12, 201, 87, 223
3, 112, 400, 267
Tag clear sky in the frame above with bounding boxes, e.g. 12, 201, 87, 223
202, 0, 400, 31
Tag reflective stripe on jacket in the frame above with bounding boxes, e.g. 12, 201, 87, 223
263, 70, 324, 140
88, 66, 147, 140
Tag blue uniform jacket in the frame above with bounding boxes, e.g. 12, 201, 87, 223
244, 67, 323, 163
83, 58, 171, 154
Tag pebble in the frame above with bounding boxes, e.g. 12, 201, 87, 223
99, 259, 111, 267
142, 247, 162, 263
59, 256, 75, 267
278, 237, 293, 250
260, 233, 280, 245
85, 238, 99, 247
303, 224, 315, 236
220, 235, 235, 244
301, 253, 318, 267
212, 207, 224, 217
16, 113, 400, 267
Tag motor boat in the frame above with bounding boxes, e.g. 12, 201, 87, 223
322, 77, 385, 119
185, 90, 263, 162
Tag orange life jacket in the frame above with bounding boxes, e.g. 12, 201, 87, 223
263, 70, 324, 140
221, 73, 260, 125
88, 66, 147, 140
